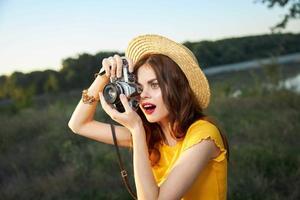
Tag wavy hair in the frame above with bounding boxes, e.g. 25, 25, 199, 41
133, 54, 229, 166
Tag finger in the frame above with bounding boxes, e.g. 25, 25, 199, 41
99, 92, 114, 114
99, 92, 109, 112
109, 57, 117, 78
99, 92, 120, 119
102, 58, 110, 77
127, 58, 134, 73
114, 54, 123, 78
119, 94, 132, 112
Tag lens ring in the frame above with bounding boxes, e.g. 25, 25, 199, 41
103, 83, 119, 103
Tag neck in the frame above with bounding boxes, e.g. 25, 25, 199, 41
159, 119, 177, 146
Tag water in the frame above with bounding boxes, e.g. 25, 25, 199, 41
279, 74, 300, 94
204, 53, 300, 75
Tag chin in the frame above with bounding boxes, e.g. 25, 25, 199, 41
145, 116, 159, 123
145, 114, 168, 124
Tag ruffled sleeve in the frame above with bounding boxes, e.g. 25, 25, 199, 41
182, 120, 227, 162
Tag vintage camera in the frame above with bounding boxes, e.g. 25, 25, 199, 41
103, 58, 142, 113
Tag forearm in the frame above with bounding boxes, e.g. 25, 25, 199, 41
68, 75, 109, 131
132, 125, 159, 200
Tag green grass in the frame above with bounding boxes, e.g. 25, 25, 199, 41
208, 89, 300, 200
0, 63, 300, 199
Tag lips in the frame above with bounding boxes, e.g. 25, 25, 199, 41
141, 102, 157, 115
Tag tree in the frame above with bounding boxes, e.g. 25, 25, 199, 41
257, 0, 300, 30
44, 73, 59, 93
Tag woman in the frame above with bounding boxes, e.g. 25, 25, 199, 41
68, 34, 228, 200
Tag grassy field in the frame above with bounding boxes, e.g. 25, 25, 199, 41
0, 62, 300, 199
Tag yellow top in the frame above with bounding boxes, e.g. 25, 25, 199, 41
152, 119, 227, 200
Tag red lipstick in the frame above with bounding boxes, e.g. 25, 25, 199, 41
141, 103, 156, 115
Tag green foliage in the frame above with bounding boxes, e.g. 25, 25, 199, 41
11, 85, 35, 111
0, 75, 8, 98
0, 96, 134, 199
206, 63, 300, 199
262, 58, 282, 86
44, 73, 59, 93
208, 88, 300, 200
60, 52, 122, 90
1, 72, 36, 112
184, 33, 300, 67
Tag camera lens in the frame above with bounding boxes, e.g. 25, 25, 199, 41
103, 83, 120, 104
131, 99, 139, 110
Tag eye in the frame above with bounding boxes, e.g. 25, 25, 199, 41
137, 83, 143, 93
150, 82, 159, 89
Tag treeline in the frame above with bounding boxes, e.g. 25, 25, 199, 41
0, 33, 299, 107
0, 52, 122, 110
183, 33, 300, 67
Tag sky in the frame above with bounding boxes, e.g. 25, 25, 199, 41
0, 0, 299, 76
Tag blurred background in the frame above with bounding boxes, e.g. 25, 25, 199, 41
0, 0, 299, 199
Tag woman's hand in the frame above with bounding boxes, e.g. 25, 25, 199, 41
99, 54, 143, 134
99, 92, 143, 134
101, 54, 134, 78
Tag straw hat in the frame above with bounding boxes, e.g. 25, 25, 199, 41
125, 34, 210, 109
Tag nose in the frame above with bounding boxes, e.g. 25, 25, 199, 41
140, 86, 150, 99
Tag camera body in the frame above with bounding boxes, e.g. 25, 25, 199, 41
103, 59, 142, 113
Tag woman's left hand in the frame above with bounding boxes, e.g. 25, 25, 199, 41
99, 92, 142, 133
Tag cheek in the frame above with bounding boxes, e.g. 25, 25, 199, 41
153, 90, 168, 110
152, 89, 163, 101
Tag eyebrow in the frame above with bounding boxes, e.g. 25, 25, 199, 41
147, 78, 157, 84
138, 78, 157, 85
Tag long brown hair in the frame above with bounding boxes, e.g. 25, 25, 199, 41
133, 54, 229, 166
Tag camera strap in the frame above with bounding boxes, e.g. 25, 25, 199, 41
110, 123, 137, 200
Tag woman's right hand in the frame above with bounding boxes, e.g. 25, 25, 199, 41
101, 54, 134, 78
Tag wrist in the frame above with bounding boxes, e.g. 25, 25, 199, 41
94, 72, 109, 84
131, 120, 144, 134
89, 74, 109, 92
82, 89, 99, 104
131, 123, 147, 147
